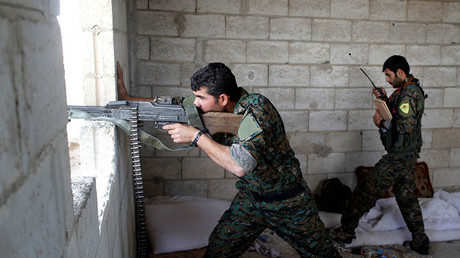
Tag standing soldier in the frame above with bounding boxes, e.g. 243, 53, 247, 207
330, 55, 430, 255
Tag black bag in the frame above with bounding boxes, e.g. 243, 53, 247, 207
314, 178, 351, 214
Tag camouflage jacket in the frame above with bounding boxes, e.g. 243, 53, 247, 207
230, 88, 306, 194
381, 76, 425, 154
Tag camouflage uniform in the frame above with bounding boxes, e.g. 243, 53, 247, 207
205, 88, 339, 257
340, 76, 430, 250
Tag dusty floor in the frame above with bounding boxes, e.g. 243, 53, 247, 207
240, 232, 460, 258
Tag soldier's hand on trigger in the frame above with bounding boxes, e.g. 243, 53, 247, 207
163, 123, 200, 144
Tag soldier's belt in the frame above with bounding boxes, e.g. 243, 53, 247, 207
250, 184, 305, 203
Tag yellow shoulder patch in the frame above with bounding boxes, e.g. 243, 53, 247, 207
238, 111, 262, 140
399, 102, 410, 114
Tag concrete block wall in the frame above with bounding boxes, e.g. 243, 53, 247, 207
1, 0, 136, 257
0, 0, 73, 256
130, 0, 460, 200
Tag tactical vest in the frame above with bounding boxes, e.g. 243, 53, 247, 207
380, 84, 425, 154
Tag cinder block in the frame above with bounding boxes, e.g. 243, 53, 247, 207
255, 87, 294, 110
419, 149, 450, 169
444, 2, 460, 23
427, 24, 460, 44
406, 45, 441, 66
309, 111, 347, 131
423, 67, 457, 88
351, 66, 387, 88
407, 1, 442, 22
345, 151, 382, 172
231, 64, 268, 87
295, 88, 334, 110
136, 0, 148, 9
182, 14, 225, 38
441, 46, 460, 65
143, 180, 164, 198
312, 19, 352, 42
423, 109, 454, 129
305, 174, 327, 193
432, 168, 460, 188
451, 148, 460, 167
310, 65, 348, 87
370, 0, 406, 21
424, 88, 443, 108
289, 133, 325, 155
149, 0, 196, 12
331, 0, 369, 19
269, 65, 309, 87
141, 158, 181, 180
432, 128, 460, 148
368, 44, 405, 65
282, 110, 310, 131
180, 63, 203, 87
289, 0, 330, 17
330, 44, 368, 65
290, 42, 329, 64
164, 180, 208, 197
295, 154, 308, 176
135, 36, 149, 60
247, 41, 288, 63
348, 110, 376, 131
135, 11, 178, 36
455, 110, 460, 128
247, 0, 288, 16
182, 158, 225, 179
226, 16, 269, 39
308, 153, 346, 174
325, 131, 362, 153
151, 38, 196, 62
270, 18, 311, 41
444, 88, 460, 108
136, 62, 180, 85
204, 40, 246, 63
421, 129, 433, 149
197, 0, 241, 14
362, 130, 385, 151
208, 179, 239, 201
335, 88, 373, 109
390, 23, 426, 44
352, 21, 389, 43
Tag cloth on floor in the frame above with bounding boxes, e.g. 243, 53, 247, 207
359, 190, 460, 232
248, 231, 281, 258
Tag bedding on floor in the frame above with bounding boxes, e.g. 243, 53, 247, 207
146, 190, 460, 255
322, 190, 460, 247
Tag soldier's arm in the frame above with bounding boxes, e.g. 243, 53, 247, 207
393, 90, 420, 134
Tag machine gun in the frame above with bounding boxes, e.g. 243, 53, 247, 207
67, 98, 242, 148
67, 97, 242, 257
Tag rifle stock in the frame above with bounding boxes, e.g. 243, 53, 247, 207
201, 112, 242, 136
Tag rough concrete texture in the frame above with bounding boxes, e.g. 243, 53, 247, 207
129, 0, 460, 199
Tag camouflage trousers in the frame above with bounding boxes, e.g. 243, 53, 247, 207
204, 187, 340, 258
341, 152, 430, 248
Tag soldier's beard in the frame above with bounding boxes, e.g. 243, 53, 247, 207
390, 76, 404, 88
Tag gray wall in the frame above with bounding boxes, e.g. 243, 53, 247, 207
130, 0, 460, 201
0, 0, 135, 257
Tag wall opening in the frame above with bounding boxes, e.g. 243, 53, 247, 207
58, 0, 119, 225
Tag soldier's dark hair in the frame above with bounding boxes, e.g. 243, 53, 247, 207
190, 63, 240, 102
382, 55, 410, 75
